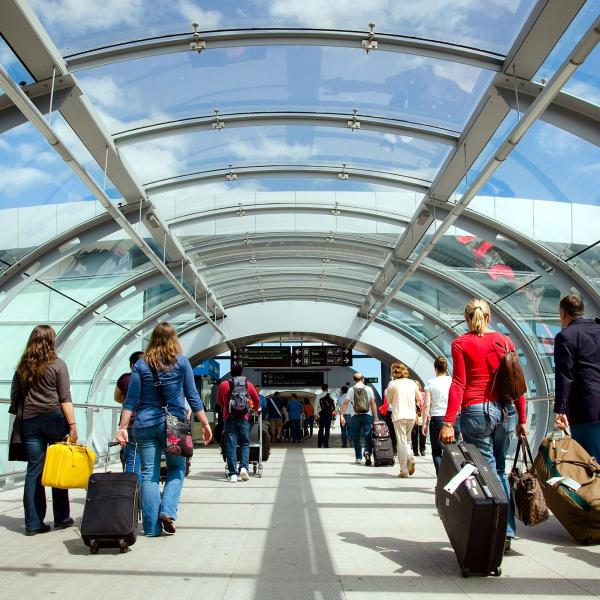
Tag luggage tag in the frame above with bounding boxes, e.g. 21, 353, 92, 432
444, 463, 478, 494
546, 476, 581, 491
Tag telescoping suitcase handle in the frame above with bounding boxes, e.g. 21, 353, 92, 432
458, 442, 495, 500
106, 440, 137, 473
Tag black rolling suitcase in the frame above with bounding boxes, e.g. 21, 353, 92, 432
81, 443, 140, 554
372, 421, 395, 467
435, 442, 507, 577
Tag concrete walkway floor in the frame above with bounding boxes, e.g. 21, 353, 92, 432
1, 435, 600, 600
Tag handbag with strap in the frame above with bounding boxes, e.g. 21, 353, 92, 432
492, 336, 527, 404
509, 436, 549, 526
41, 436, 96, 489
149, 366, 193, 458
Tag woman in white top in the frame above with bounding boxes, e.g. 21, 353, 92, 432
385, 362, 420, 477
422, 356, 457, 474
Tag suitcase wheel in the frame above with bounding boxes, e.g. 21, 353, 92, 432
461, 568, 469, 578
90, 541, 99, 555
493, 568, 502, 577
257, 464, 263, 478
119, 539, 129, 553
253, 464, 257, 474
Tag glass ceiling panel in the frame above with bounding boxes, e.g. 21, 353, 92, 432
410, 221, 539, 301
121, 125, 449, 186
77, 45, 492, 135
468, 120, 600, 261
534, 0, 600, 99
0, 35, 34, 85
565, 244, 600, 294
380, 302, 454, 345
30, 0, 535, 56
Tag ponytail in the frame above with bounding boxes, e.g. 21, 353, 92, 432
464, 298, 490, 336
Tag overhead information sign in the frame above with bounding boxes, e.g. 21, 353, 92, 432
231, 346, 291, 368
291, 346, 352, 367
262, 371, 325, 387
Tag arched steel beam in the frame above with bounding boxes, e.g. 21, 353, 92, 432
168, 201, 413, 230
114, 111, 459, 148
64, 28, 504, 73
145, 164, 431, 196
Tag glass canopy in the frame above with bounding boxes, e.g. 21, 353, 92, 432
0, 0, 599, 455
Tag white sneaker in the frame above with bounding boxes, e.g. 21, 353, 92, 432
240, 468, 249, 481
229, 474, 238, 483
355, 459, 362, 465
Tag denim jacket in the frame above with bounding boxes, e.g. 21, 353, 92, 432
124, 355, 203, 429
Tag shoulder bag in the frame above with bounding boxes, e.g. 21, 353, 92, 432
149, 366, 193, 458
492, 336, 527, 404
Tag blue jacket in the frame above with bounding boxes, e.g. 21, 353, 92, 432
124, 355, 204, 429
554, 317, 600, 425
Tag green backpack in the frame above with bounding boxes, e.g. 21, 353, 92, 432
353, 386, 370, 413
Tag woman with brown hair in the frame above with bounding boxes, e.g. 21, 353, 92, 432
9, 325, 77, 535
115, 322, 212, 537
385, 362, 421, 477
439, 298, 528, 552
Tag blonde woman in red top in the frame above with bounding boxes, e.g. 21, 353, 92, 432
440, 299, 527, 552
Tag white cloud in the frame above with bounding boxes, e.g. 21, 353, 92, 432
577, 162, 600, 176
564, 81, 600, 107
0, 42, 19, 71
229, 137, 316, 162
177, 0, 223, 29
432, 62, 481, 93
535, 126, 580, 158
28, 0, 144, 32
0, 166, 53, 196
79, 75, 131, 111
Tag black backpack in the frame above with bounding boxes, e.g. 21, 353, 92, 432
319, 393, 335, 417
228, 376, 250, 417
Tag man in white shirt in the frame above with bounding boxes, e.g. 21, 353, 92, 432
340, 373, 378, 465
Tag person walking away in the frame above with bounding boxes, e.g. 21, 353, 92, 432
316, 385, 336, 448
383, 392, 398, 454
439, 299, 527, 553
422, 356, 458, 474
217, 365, 260, 481
411, 381, 427, 457
114, 351, 144, 479
554, 295, 600, 460
303, 398, 315, 438
288, 394, 304, 443
281, 401, 291, 442
268, 391, 284, 442
386, 363, 420, 477
9, 325, 78, 535
341, 373, 378, 464
338, 386, 351, 447
116, 322, 212, 536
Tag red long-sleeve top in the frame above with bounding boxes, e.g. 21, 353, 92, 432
217, 378, 260, 422
444, 331, 527, 424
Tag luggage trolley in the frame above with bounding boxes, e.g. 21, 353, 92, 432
222, 409, 265, 478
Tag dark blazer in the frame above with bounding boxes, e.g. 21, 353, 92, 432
554, 317, 600, 425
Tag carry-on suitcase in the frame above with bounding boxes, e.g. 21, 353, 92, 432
372, 421, 395, 466
435, 442, 508, 577
81, 443, 140, 554
534, 431, 600, 544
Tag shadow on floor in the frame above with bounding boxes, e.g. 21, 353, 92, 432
365, 486, 435, 495
0, 512, 24, 534
554, 545, 600, 568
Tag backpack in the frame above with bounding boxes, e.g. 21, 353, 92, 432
319, 393, 335, 417
228, 376, 250, 417
493, 337, 527, 404
353, 385, 370, 413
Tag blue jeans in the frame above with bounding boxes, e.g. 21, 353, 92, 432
341, 415, 352, 447
124, 428, 141, 484
224, 417, 250, 476
21, 411, 70, 530
571, 422, 600, 461
350, 414, 373, 460
460, 402, 517, 538
429, 416, 461, 475
290, 419, 302, 442
135, 422, 186, 537
304, 415, 315, 438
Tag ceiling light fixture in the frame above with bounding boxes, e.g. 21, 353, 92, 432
347, 109, 361, 130
362, 22, 377, 53
190, 22, 207, 52
226, 164, 238, 181
337, 163, 349, 181
212, 108, 225, 131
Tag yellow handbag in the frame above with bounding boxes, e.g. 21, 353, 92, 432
41, 436, 96, 489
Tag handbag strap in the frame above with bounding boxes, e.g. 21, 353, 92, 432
512, 436, 535, 471
149, 365, 168, 409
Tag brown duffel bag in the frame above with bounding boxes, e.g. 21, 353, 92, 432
534, 431, 600, 544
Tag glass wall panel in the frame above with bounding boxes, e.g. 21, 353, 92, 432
565, 244, 600, 293
78, 45, 492, 135
0, 35, 35, 85
31, 0, 535, 55
467, 121, 600, 260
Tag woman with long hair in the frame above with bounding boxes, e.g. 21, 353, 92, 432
439, 299, 528, 552
115, 322, 212, 537
385, 362, 421, 477
9, 325, 77, 535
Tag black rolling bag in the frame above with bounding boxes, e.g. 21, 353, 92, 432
372, 421, 395, 466
81, 443, 140, 554
435, 442, 508, 578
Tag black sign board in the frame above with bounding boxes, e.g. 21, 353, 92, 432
231, 346, 291, 368
364, 377, 379, 384
290, 346, 352, 367
262, 371, 324, 387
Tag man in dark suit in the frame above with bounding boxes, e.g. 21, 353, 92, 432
554, 295, 600, 460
